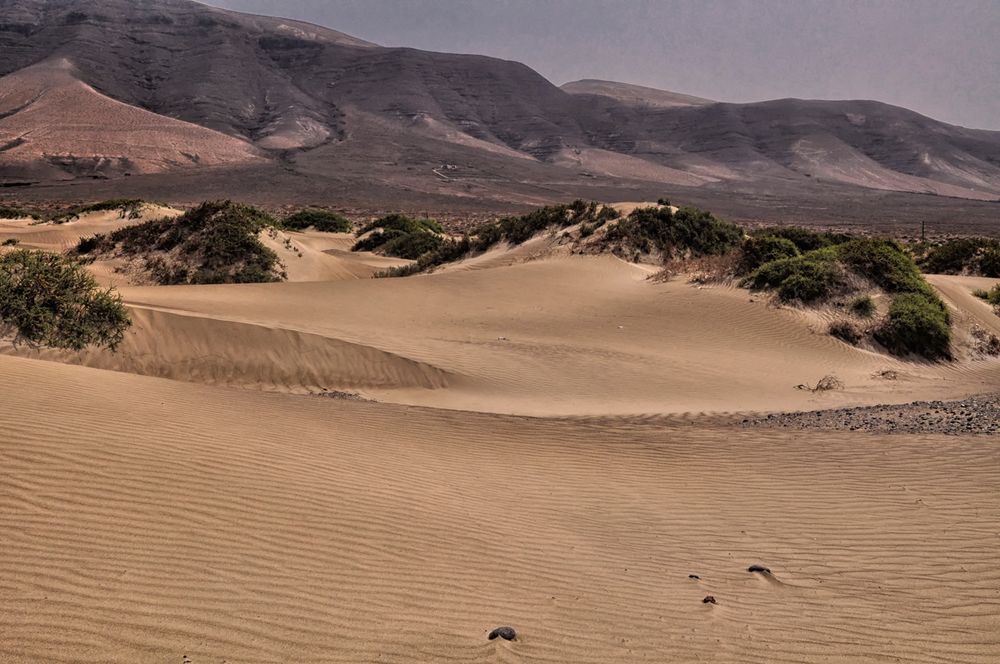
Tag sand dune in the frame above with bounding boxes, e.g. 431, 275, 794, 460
0, 204, 179, 253
4, 254, 994, 416
1, 353, 998, 663
2, 228, 999, 662
260, 229, 411, 282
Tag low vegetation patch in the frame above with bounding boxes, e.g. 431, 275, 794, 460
849, 295, 876, 318
0, 249, 130, 350
52, 199, 147, 223
973, 284, 1000, 306
77, 201, 284, 285
0, 205, 36, 220
353, 214, 445, 259
829, 320, 863, 345
915, 238, 1000, 277
600, 205, 742, 260
282, 209, 352, 233
742, 237, 951, 360
874, 292, 952, 360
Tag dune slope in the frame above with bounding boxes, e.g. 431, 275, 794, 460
1, 354, 998, 663
6, 255, 986, 416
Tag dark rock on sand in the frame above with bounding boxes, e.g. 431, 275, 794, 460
488, 626, 517, 641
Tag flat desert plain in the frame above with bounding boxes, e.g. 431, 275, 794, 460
2, 213, 999, 663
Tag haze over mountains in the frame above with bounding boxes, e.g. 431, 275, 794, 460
1, 0, 999, 215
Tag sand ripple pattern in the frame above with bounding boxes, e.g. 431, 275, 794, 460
2, 356, 998, 663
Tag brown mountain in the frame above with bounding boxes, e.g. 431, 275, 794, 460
562, 79, 715, 108
1, 0, 998, 222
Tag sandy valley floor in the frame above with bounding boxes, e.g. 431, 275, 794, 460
1, 215, 999, 663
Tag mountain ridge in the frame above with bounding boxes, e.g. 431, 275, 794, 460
0, 0, 998, 216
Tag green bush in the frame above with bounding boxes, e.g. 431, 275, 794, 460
739, 235, 800, 273
0, 206, 34, 220
917, 238, 1000, 277
283, 209, 352, 233
753, 226, 849, 252
742, 252, 845, 303
472, 200, 617, 252
379, 231, 444, 259
836, 238, 927, 295
78, 201, 283, 285
874, 292, 952, 360
2, 238, 19, 247
375, 237, 473, 278
357, 214, 442, 236
980, 248, 1000, 278
0, 250, 130, 350
974, 284, 1000, 305
602, 205, 743, 259
850, 295, 876, 318
55, 199, 146, 223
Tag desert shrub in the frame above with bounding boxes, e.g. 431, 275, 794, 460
472, 200, 617, 252
917, 238, 1000, 277
375, 237, 473, 278
357, 214, 442, 236
602, 205, 743, 259
980, 248, 1000, 278
78, 201, 283, 285
379, 230, 444, 259
974, 284, 1000, 306
829, 320, 863, 345
0, 250, 130, 350
738, 235, 800, 273
874, 292, 952, 360
742, 251, 845, 303
850, 295, 876, 318
796, 374, 845, 392
0, 206, 34, 220
657, 197, 672, 206
753, 226, 849, 252
282, 209, 352, 233
835, 238, 928, 295
971, 327, 1000, 356
54, 199, 145, 223
2, 238, 19, 246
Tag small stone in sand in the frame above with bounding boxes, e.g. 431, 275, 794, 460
747, 564, 771, 574
703, 596, 717, 604
688, 574, 700, 580
488, 626, 517, 641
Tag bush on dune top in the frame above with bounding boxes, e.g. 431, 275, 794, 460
743, 236, 952, 360
916, 238, 1000, 278
282, 209, 352, 233
0, 249, 130, 350
77, 201, 284, 285
601, 205, 743, 259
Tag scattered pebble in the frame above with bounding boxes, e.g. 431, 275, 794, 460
488, 626, 517, 641
702, 596, 717, 604
741, 394, 1000, 436
747, 564, 771, 574
688, 574, 700, 580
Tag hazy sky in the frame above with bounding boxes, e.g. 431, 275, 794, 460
206, 0, 999, 130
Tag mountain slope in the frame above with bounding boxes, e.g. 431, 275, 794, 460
0, 57, 263, 179
0, 0, 998, 206
562, 79, 715, 108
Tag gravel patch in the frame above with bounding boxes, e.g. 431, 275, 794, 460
742, 394, 1000, 436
